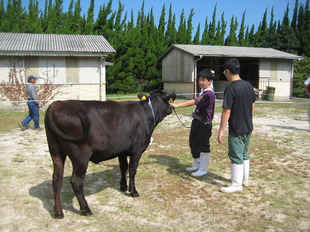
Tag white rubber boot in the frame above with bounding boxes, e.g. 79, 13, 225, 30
243, 160, 250, 187
186, 158, 200, 172
191, 153, 210, 177
220, 163, 243, 193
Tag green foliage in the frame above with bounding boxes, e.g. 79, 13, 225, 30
293, 57, 310, 98
0, 0, 310, 94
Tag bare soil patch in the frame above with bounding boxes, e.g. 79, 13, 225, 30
0, 102, 309, 231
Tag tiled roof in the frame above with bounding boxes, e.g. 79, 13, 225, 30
0, 33, 116, 56
161, 44, 301, 60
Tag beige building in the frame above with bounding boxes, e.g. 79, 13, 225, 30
0, 33, 115, 108
160, 44, 301, 100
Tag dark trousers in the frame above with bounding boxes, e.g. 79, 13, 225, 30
189, 119, 212, 159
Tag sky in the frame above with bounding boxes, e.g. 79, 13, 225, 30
12, 0, 309, 32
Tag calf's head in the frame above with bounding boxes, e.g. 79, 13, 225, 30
138, 90, 176, 118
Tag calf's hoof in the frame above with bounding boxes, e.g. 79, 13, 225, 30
54, 212, 64, 219
120, 185, 127, 192
130, 192, 140, 197
82, 209, 93, 216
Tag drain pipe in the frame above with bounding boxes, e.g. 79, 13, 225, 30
194, 55, 203, 97
99, 57, 104, 101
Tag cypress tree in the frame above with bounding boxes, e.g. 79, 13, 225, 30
255, 8, 269, 46
158, 4, 166, 37
186, 9, 194, 44
276, 4, 300, 53
264, 7, 279, 49
219, 12, 227, 45
225, 16, 238, 46
291, 0, 299, 29
209, 4, 217, 44
85, 0, 95, 34
177, 9, 187, 44
297, 0, 310, 55
238, 11, 246, 46
0, 0, 5, 31
193, 23, 200, 44
201, 17, 209, 44
165, 4, 177, 46
24, 0, 42, 33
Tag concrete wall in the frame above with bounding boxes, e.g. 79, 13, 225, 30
162, 50, 295, 101
162, 49, 194, 83
164, 82, 195, 97
259, 59, 293, 100
0, 56, 107, 109
0, 84, 106, 111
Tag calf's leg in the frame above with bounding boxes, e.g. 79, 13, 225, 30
128, 154, 142, 197
70, 160, 92, 216
51, 152, 66, 219
118, 156, 128, 192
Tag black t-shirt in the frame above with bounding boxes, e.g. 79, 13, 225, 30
222, 79, 256, 135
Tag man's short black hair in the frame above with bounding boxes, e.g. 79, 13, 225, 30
224, 58, 241, 75
198, 69, 215, 81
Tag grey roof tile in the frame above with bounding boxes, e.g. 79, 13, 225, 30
167, 44, 301, 60
0, 33, 116, 56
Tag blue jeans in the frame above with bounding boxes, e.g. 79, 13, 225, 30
22, 101, 40, 128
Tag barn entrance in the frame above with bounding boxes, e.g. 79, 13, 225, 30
196, 57, 260, 96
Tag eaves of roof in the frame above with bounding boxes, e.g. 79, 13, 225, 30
159, 44, 302, 61
0, 32, 116, 57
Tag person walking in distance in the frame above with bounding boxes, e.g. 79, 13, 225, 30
170, 69, 215, 177
18, 75, 43, 131
218, 58, 256, 193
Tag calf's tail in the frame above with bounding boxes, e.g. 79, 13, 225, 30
46, 103, 90, 143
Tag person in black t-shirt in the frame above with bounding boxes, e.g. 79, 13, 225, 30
218, 58, 256, 193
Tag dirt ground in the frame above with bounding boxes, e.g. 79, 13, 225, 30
0, 103, 309, 232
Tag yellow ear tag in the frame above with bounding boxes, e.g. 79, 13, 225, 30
169, 98, 174, 103
141, 96, 147, 100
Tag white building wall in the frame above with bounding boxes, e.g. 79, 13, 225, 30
38, 58, 66, 84
0, 56, 107, 109
259, 59, 293, 100
79, 58, 101, 84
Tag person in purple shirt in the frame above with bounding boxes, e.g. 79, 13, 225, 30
170, 69, 215, 177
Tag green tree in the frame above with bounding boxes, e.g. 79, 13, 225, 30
177, 9, 187, 44
85, 0, 95, 34
209, 5, 217, 44
201, 17, 209, 44
276, 4, 300, 53
165, 4, 177, 46
254, 8, 269, 46
297, 0, 310, 55
193, 23, 200, 44
186, 9, 194, 44
225, 16, 238, 46
238, 11, 246, 46
217, 12, 227, 45
0, 0, 5, 31
293, 57, 310, 97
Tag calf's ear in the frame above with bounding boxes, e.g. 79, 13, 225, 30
137, 93, 149, 101
162, 94, 176, 103
169, 94, 176, 102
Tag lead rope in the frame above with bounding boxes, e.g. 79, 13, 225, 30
171, 107, 191, 129
148, 98, 156, 127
